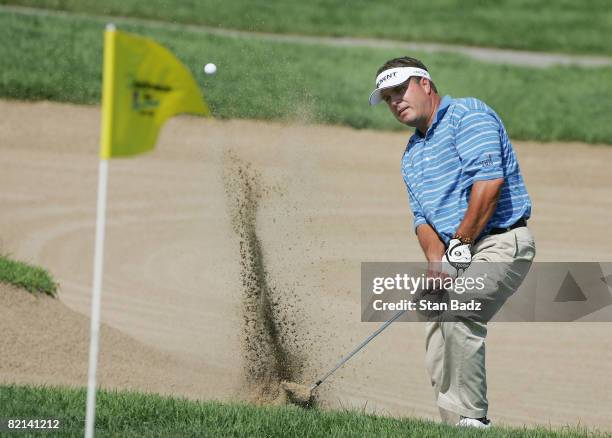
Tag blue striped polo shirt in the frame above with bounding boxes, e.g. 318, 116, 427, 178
401, 95, 531, 244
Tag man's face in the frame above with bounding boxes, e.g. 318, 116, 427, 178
380, 77, 431, 126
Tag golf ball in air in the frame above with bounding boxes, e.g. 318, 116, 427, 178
204, 63, 217, 74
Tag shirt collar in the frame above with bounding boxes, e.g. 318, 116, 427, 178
413, 95, 453, 139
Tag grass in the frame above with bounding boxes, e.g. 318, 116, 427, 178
2, 10, 612, 144
1, 0, 612, 56
0, 254, 57, 296
0, 384, 608, 437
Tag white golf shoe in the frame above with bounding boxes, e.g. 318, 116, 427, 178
457, 416, 491, 428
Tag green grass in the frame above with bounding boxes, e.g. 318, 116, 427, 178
2, 10, 612, 144
0, 384, 608, 437
0, 254, 57, 296
2, 0, 612, 56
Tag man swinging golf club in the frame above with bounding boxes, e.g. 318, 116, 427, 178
369, 56, 536, 428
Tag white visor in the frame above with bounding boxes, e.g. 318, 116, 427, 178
369, 67, 432, 105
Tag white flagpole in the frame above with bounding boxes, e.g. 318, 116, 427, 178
85, 158, 109, 438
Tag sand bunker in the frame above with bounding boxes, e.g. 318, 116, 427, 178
3, 100, 612, 429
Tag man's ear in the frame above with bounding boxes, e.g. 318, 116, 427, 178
421, 77, 432, 94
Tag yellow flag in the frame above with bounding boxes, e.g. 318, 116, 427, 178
99, 25, 209, 159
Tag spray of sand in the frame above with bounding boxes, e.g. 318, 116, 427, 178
223, 150, 314, 406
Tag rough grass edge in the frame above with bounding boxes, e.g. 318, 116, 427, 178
0, 254, 57, 296
0, 383, 610, 437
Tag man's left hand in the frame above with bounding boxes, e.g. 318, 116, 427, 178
443, 238, 472, 274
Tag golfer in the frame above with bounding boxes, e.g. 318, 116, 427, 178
369, 56, 536, 428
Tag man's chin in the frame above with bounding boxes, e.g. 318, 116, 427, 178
397, 114, 416, 126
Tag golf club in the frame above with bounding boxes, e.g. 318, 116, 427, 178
282, 308, 407, 405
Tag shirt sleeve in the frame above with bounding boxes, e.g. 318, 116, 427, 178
407, 185, 427, 232
454, 110, 504, 182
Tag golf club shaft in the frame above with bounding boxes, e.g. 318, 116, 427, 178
310, 308, 407, 391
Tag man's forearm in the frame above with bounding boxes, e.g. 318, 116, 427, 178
454, 178, 504, 241
416, 223, 446, 262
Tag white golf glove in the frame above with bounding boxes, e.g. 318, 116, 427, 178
443, 238, 472, 276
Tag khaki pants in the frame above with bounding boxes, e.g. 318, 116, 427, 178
425, 226, 536, 422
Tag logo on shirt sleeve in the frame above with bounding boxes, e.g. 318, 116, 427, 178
478, 154, 494, 168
